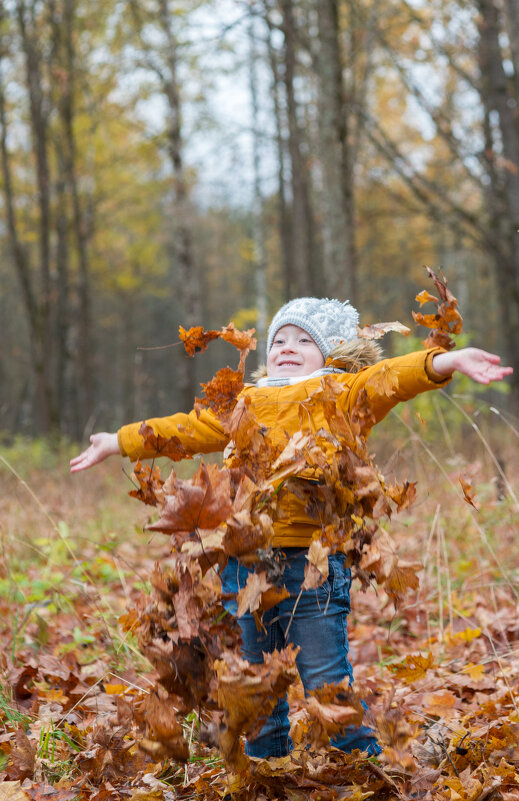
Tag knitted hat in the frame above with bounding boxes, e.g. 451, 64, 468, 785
266, 297, 359, 358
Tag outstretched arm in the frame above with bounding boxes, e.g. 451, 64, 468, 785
432, 348, 513, 385
70, 432, 120, 473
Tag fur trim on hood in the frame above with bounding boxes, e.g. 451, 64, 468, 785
251, 337, 383, 383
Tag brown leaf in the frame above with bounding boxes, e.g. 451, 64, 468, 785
220, 322, 256, 351
179, 325, 219, 356
302, 541, 330, 591
137, 422, 187, 461
459, 474, 480, 510
129, 460, 164, 506
0, 783, 31, 801
385, 563, 421, 606
8, 729, 35, 781
236, 571, 272, 616
391, 652, 435, 683
195, 367, 244, 423
141, 690, 188, 762
148, 462, 232, 534
357, 321, 411, 339
415, 289, 439, 306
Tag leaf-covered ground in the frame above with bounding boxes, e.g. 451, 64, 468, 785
1, 411, 519, 800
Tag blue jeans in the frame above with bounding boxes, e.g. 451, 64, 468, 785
220, 549, 380, 758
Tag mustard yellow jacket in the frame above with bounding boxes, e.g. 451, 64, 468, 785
118, 348, 450, 547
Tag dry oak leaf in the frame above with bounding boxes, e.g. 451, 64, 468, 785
302, 541, 330, 591
129, 460, 164, 507
137, 423, 187, 461
179, 325, 219, 356
391, 652, 435, 684
357, 321, 411, 339
147, 462, 232, 534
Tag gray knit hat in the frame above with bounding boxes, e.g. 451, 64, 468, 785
266, 297, 359, 358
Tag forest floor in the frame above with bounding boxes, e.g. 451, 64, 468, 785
1, 410, 519, 801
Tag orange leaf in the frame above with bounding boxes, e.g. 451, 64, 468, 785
137, 422, 187, 461
220, 322, 257, 351
391, 652, 435, 683
179, 325, 219, 356
415, 289, 439, 306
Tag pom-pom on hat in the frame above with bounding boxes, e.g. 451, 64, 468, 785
266, 297, 359, 358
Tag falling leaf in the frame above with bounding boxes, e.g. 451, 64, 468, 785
357, 321, 411, 339
179, 325, 220, 355
137, 422, 187, 461
148, 462, 232, 534
220, 322, 256, 351
195, 367, 244, 423
415, 289, 439, 306
459, 474, 480, 510
129, 460, 164, 506
302, 541, 330, 590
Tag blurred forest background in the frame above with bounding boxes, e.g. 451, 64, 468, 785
1, 0, 519, 440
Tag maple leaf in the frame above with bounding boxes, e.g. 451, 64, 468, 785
236, 571, 289, 616
415, 289, 439, 306
140, 689, 189, 762
391, 652, 436, 683
302, 678, 365, 748
413, 268, 463, 350
357, 321, 411, 339
220, 322, 256, 351
195, 367, 244, 423
179, 325, 219, 356
214, 646, 299, 769
386, 479, 417, 511
366, 364, 400, 399
148, 462, 232, 534
302, 541, 330, 590
385, 562, 421, 606
129, 460, 164, 506
137, 422, 187, 461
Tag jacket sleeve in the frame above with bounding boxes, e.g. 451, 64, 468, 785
339, 347, 452, 427
117, 406, 229, 462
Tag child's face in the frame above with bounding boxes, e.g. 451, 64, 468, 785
267, 324, 325, 377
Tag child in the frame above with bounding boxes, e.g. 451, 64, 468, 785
70, 297, 512, 758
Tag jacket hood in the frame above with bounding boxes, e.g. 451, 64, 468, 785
251, 337, 383, 383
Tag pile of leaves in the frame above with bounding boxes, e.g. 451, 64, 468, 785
2, 270, 519, 800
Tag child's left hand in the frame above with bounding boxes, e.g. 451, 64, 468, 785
433, 347, 513, 384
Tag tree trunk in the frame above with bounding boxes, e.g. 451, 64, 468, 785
477, 0, 519, 392
157, 0, 201, 410
315, 0, 356, 301
278, 0, 318, 297
249, 13, 267, 359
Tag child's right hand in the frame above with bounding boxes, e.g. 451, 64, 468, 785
70, 432, 120, 473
